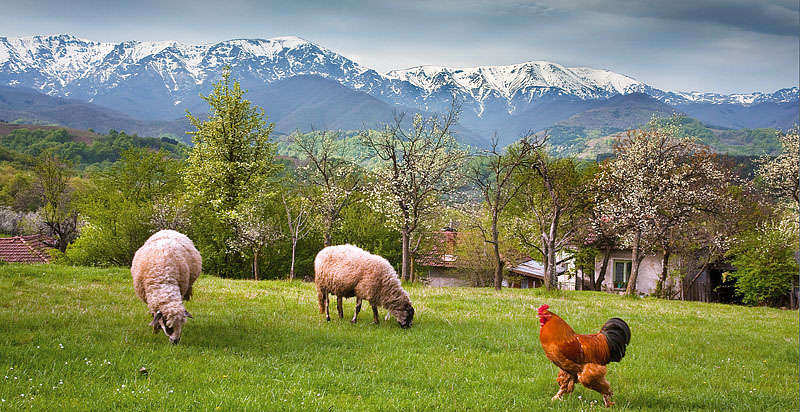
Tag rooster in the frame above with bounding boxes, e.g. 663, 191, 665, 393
537, 304, 631, 407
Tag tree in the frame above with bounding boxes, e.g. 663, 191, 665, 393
183, 67, 279, 275
583, 201, 620, 291
33, 152, 78, 252
595, 118, 727, 295
360, 107, 467, 281
511, 148, 592, 290
69, 148, 183, 265
228, 191, 283, 281
292, 130, 361, 247
464, 135, 538, 290
757, 127, 799, 205
726, 210, 799, 306
282, 192, 312, 280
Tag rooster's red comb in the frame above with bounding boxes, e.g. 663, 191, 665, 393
537, 304, 549, 314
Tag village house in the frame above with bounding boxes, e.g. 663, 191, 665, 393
507, 259, 570, 289
416, 227, 577, 289
0, 234, 54, 264
415, 228, 472, 287
590, 248, 737, 302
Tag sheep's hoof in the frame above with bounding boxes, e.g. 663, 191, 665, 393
350, 319, 357, 324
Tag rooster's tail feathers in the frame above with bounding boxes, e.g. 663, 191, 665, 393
601, 317, 631, 363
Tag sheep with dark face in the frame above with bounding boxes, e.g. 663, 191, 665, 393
314, 244, 414, 328
131, 230, 202, 344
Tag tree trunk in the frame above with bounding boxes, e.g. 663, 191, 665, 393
655, 249, 671, 297
546, 245, 558, 290
401, 229, 410, 281
492, 243, 503, 290
253, 249, 259, 281
541, 245, 550, 289
289, 237, 297, 280
323, 228, 332, 248
492, 216, 503, 291
625, 231, 642, 296
595, 246, 612, 291
543, 212, 560, 290
587, 261, 596, 291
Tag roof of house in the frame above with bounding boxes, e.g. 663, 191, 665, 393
508, 259, 567, 279
0, 235, 53, 263
416, 230, 460, 268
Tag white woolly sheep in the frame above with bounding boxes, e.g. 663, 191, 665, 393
131, 230, 202, 344
314, 244, 414, 328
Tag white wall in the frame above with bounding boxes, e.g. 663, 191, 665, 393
594, 250, 666, 295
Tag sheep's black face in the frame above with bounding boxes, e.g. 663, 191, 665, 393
397, 304, 414, 329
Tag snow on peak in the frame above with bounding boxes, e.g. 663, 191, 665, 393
386, 60, 648, 101
0, 34, 794, 116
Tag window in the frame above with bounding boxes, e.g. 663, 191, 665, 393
613, 260, 632, 289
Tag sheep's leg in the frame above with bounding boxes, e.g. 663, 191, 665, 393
351, 298, 362, 323
337, 296, 344, 319
324, 293, 331, 322
372, 303, 380, 324
183, 285, 192, 301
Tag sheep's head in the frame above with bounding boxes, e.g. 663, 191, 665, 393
391, 302, 414, 329
150, 308, 192, 344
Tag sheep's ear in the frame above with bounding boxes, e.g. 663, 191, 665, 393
149, 311, 163, 331
184, 310, 193, 319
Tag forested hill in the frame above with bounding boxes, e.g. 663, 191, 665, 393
0, 122, 186, 168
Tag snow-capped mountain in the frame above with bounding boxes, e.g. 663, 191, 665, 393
0, 34, 796, 136
386, 63, 651, 103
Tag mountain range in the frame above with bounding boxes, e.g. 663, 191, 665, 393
0, 34, 796, 147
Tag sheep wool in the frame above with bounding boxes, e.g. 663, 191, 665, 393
314, 244, 414, 328
131, 230, 202, 344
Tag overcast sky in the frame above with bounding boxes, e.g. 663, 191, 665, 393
2, 0, 797, 93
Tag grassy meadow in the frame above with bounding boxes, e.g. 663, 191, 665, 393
0, 264, 797, 411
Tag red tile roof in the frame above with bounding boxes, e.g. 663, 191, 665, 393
416, 230, 460, 268
0, 235, 53, 263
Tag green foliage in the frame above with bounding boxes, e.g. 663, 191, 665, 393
727, 214, 799, 306
65, 148, 183, 266
0, 128, 185, 167
34, 152, 78, 252
0, 165, 39, 211
333, 197, 402, 269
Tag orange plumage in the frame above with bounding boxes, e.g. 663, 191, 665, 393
537, 304, 631, 407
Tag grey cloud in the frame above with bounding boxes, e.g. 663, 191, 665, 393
538, 0, 799, 36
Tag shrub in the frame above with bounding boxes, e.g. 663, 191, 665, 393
727, 212, 799, 306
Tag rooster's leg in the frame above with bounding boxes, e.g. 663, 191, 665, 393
553, 369, 576, 400
578, 363, 614, 407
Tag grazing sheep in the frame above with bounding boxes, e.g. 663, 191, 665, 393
314, 244, 414, 328
131, 230, 202, 344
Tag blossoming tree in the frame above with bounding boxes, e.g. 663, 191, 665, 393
360, 107, 467, 281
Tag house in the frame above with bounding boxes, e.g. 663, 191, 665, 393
0, 235, 54, 264
417, 227, 576, 289
415, 228, 473, 287
507, 259, 569, 289
591, 248, 734, 302
592, 249, 665, 294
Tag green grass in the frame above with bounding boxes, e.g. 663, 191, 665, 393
0, 264, 797, 411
